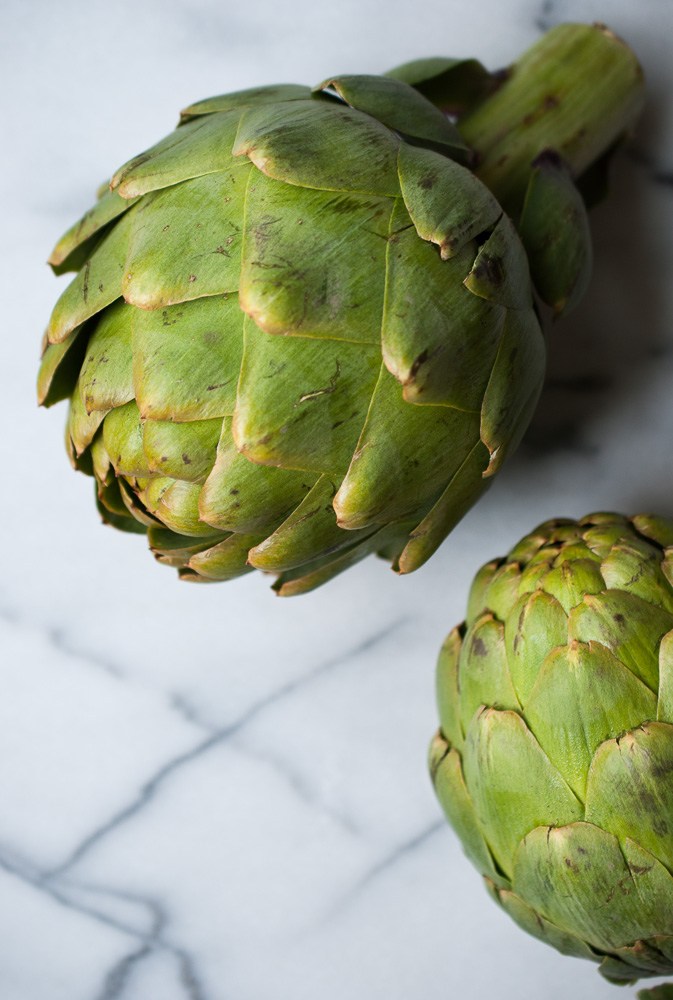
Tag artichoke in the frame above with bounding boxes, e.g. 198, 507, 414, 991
430, 512, 673, 987
39, 25, 643, 594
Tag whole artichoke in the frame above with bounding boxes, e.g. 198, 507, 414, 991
430, 512, 673, 986
39, 25, 643, 594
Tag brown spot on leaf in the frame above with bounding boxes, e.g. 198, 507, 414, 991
474, 254, 504, 287
409, 349, 429, 380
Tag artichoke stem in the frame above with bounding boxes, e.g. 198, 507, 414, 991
458, 23, 645, 216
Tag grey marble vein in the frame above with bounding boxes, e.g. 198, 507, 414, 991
323, 819, 445, 922
629, 147, 673, 187
169, 692, 219, 734
44, 619, 408, 882
535, 0, 557, 33
92, 919, 207, 1000
0, 843, 208, 1000
0, 600, 125, 679
94, 944, 154, 1000
232, 737, 362, 836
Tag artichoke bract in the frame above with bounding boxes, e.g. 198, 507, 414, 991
39, 25, 643, 594
430, 513, 673, 987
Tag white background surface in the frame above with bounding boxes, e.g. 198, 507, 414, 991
3, 0, 673, 997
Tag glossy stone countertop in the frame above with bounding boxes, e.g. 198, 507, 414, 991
3, 0, 673, 996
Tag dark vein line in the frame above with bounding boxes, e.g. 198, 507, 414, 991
324, 819, 445, 922
234, 739, 360, 836
628, 147, 673, 187
168, 692, 218, 733
0, 846, 208, 1000
354, 819, 445, 889
45, 619, 408, 881
94, 944, 152, 1000
0, 602, 124, 679
535, 0, 557, 32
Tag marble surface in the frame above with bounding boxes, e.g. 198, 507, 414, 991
4, 0, 673, 996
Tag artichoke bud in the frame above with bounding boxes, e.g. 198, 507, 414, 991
39, 25, 642, 593
431, 512, 673, 986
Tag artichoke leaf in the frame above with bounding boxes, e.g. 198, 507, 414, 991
585, 722, 673, 875
525, 641, 657, 800
538, 557, 605, 614
638, 983, 673, 999
613, 941, 673, 977
513, 824, 673, 953
199, 419, 319, 534
315, 74, 469, 160
462, 708, 583, 876
430, 735, 508, 887
272, 519, 414, 597
47, 210, 134, 344
233, 99, 401, 196
464, 214, 533, 310
479, 306, 545, 477
397, 143, 500, 258
385, 56, 494, 117
117, 478, 163, 529
180, 84, 313, 122
78, 300, 134, 414
518, 151, 592, 316
435, 626, 465, 751
503, 590, 568, 706
601, 538, 673, 614
148, 524, 226, 566
496, 888, 598, 961
102, 400, 149, 478
382, 194, 506, 409
49, 186, 140, 272
632, 515, 673, 550
481, 560, 523, 621
234, 316, 381, 474
123, 168, 250, 308
111, 110, 243, 198
568, 590, 673, 692
38, 325, 89, 407
95, 482, 147, 535
397, 440, 490, 574
141, 417, 222, 483
141, 477, 213, 538
466, 559, 504, 624
248, 474, 373, 573
659, 631, 673, 723
188, 531, 266, 580
457, 614, 520, 733
132, 294, 244, 422
334, 362, 482, 529
239, 169, 390, 344
68, 388, 107, 458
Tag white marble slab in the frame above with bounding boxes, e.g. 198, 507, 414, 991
3, 0, 673, 996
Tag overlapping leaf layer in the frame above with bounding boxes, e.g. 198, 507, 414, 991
40, 78, 544, 593
431, 512, 673, 983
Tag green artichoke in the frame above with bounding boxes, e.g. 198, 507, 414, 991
430, 512, 673, 987
39, 25, 643, 594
